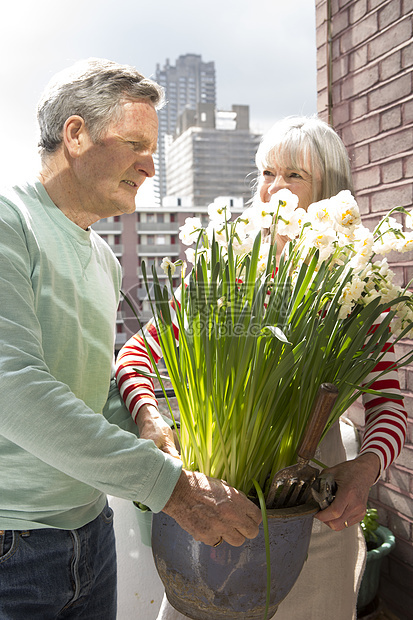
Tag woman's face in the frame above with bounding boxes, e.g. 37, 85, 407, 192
259, 159, 320, 211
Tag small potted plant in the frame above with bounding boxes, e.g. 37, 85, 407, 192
357, 508, 396, 616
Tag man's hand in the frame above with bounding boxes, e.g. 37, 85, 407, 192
137, 404, 180, 459
315, 452, 380, 530
163, 469, 262, 547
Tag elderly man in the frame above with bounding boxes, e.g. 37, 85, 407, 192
0, 58, 261, 619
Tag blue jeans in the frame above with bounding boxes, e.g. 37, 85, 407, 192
0, 502, 117, 619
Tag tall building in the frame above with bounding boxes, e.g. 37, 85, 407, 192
155, 54, 216, 202
166, 102, 261, 206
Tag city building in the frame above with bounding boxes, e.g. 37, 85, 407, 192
155, 54, 216, 202
166, 102, 262, 206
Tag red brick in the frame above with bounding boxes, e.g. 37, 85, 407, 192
349, 0, 368, 24
388, 556, 413, 593
368, 19, 413, 62
349, 45, 368, 71
368, 0, 387, 10
370, 183, 413, 212
350, 95, 369, 119
317, 42, 328, 69
340, 12, 379, 53
398, 368, 407, 391
378, 485, 413, 518
353, 165, 381, 189
332, 82, 342, 106
332, 7, 349, 35
404, 155, 413, 179
355, 193, 370, 214
378, 0, 402, 30
401, 99, 413, 124
379, 50, 402, 81
380, 106, 402, 132
393, 445, 413, 471
316, 20, 328, 49
317, 64, 328, 91
388, 534, 413, 566
333, 54, 349, 79
349, 143, 370, 166
381, 159, 403, 183
342, 115, 380, 144
342, 65, 380, 98
315, 0, 328, 28
401, 40, 413, 69
388, 513, 412, 543
370, 128, 413, 161
388, 467, 412, 495
369, 74, 412, 110
332, 101, 350, 125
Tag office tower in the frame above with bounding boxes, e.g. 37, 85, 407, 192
155, 54, 216, 202
166, 102, 261, 206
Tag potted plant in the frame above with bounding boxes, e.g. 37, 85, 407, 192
357, 508, 396, 617
136, 191, 413, 620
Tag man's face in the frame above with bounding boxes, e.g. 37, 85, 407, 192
73, 99, 158, 219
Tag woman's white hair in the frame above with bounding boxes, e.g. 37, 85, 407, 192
255, 116, 354, 201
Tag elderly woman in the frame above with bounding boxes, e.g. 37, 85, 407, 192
115, 116, 407, 620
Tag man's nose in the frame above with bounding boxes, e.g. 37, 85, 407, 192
135, 153, 155, 178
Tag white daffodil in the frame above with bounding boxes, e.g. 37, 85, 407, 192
304, 228, 337, 262
232, 234, 256, 256
330, 190, 361, 235
179, 217, 203, 246
277, 208, 308, 239
405, 209, 413, 229
206, 221, 227, 247
307, 198, 335, 231
184, 248, 196, 264
247, 203, 275, 229
396, 231, 413, 253
268, 189, 299, 215
208, 201, 231, 224
160, 257, 176, 275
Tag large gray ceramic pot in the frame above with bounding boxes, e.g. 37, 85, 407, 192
152, 501, 318, 620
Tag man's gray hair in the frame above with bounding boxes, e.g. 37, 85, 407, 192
37, 58, 165, 158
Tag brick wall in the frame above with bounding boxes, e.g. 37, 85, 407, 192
315, 1, 413, 618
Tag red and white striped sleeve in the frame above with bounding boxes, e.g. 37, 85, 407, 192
359, 338, 407, 473
115, 291, 182, 423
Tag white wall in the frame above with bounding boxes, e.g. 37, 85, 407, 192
109, 496, 164, 619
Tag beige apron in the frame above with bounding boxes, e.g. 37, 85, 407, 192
156, 422, 366, 620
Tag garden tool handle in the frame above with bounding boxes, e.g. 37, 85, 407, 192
297, 383, 339, 462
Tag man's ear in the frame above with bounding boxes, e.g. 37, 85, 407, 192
62, 116, 87, 157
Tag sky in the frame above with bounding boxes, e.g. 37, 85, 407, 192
1, 0, 317, 187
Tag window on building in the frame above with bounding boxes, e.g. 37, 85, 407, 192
157, 213, 164, 223
156, 236, 166, 245
147, 235, 155, 244
147, 213, 156, 223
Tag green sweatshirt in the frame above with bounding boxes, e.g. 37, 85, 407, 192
0, 180, 182, 530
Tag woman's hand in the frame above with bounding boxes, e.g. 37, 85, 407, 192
315, 452, 380, 530
137, 404, 181, 459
